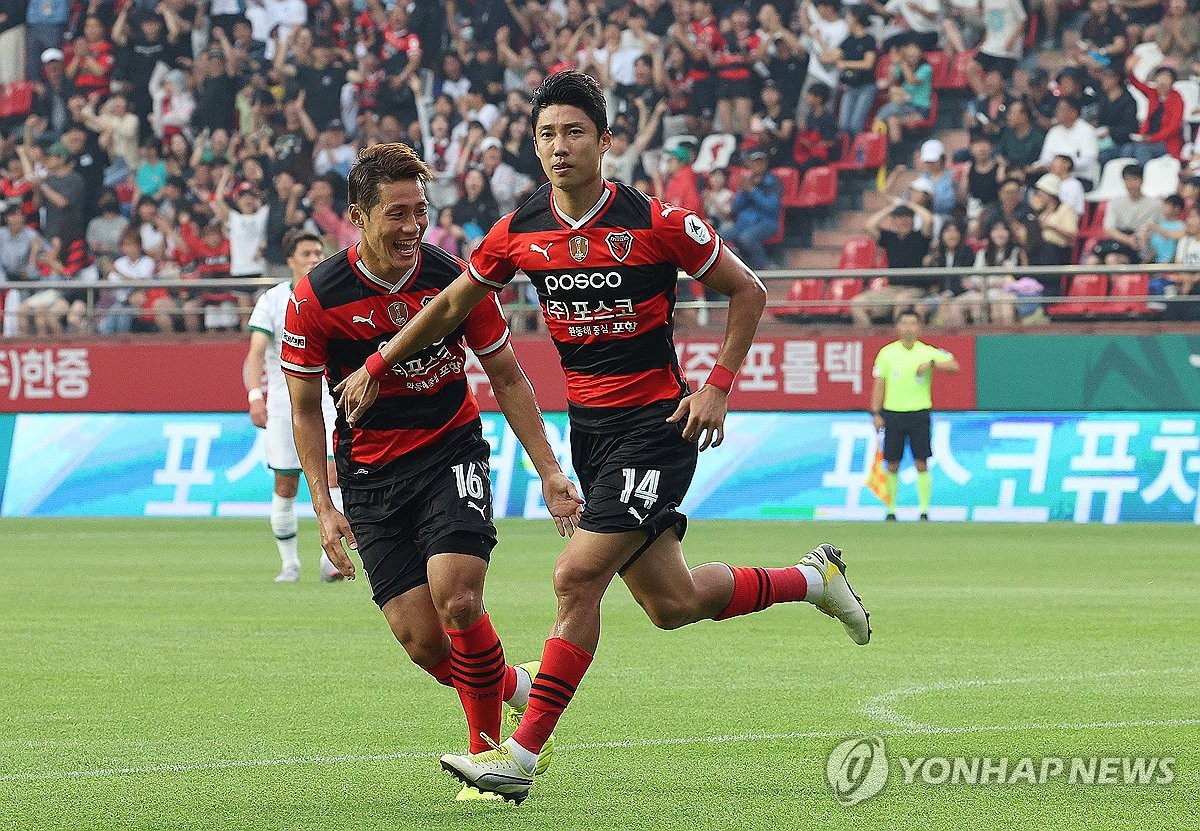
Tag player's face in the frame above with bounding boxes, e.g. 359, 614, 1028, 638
357, 178, 429, 274
535, 104, 611, 193
288, 240, 324, 281
897, 314, 921, 342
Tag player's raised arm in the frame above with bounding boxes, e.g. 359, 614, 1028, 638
334, 271, 491, 423
667, 246, 767, 450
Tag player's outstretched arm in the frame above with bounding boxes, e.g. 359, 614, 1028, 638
481, 345, 584, 537
334, 273, 492, 424
286, 373, 357, 579
668, 246, 767, 450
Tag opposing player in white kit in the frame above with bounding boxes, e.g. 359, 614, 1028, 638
245, 229, 343, 583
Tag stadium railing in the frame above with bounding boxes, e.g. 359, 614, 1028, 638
2, 263, 1197, 334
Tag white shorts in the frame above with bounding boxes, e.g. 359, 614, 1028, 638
266, 390, 337, 473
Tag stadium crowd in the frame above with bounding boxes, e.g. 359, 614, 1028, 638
1, 0, 1199, 337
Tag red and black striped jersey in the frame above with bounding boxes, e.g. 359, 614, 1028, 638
282, 243, 510, 488
467, 180, 723, 433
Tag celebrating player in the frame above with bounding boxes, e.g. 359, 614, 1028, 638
334, 72, 872, 803
281, 143, 583, 800
244, 229, 343, 583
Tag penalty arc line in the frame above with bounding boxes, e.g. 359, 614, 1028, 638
2, 718, 1199, 785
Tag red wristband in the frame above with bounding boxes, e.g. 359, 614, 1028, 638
364, 350, 390, 381
705, 364, 735, 394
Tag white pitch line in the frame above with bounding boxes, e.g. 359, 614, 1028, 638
3, 719, 1199, 785
862, 667, 1200, 729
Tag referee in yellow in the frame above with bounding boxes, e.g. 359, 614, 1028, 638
870, 310, 960, 520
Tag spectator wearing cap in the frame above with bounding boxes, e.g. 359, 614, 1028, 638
1125, 57, 1185, 164
1032, 97, 1099, 187
971, 0, 1027, 79
790, 82, 834, 174
995, 100, 1044, 174
1026, 173, 1078, 283
872, 40, 933, 145
24, 0, 68, 81
833, 6, 878, 137
478, 135, 534, 216
1094, 163, 1163, 262
853, 200, 935, 326
652, 145, 704, 217
916, 139, 959, 220
718, 150, 781, 271
1023, 68, 1057, 132
32, 47, 73, 139
1095, 62, 1140, 166
313, 119, 356, 178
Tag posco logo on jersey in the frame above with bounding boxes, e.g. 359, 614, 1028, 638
543, 271, 623, 293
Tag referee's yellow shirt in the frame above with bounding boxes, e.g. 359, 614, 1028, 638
872, 340, 954, 412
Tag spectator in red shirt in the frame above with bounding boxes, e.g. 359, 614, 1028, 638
1125, 58, 1185, 164
67, 16, 115, 97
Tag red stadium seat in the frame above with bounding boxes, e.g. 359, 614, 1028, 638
924, 51, 949, 89
838, 236, 881, 270
773, 166, 803, 209
0, 81, 33, 119
1023, 12, 1041, 50
907, 93, 939, 134
726, 165, 748, 192
773, 277, 825, 319
796, 166, 837, 208
1080, 201, 1107, 238
824, 277, 866, 316
875, 51, 893, 82
1047, 273, 1108, 318
1102, 272, 1152, 316
834, 131, 888, 173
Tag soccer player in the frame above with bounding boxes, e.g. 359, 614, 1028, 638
245, 229, 343, 583
281, 143, 584, 800
334, 71, 872, 803
870, 310, 961, 520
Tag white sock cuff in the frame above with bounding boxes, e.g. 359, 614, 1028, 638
271, 493, 298, 539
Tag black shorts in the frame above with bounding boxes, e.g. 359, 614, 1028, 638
883, 409, 932, 463
975, 52, 1018, 79
343, 434, 497, 608
572, 419, 697, 573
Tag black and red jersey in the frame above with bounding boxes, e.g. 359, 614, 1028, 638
468, 180, 723, 433
282, 243, 510, 488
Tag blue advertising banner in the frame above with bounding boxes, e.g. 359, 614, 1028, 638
4, 412, 1199, 523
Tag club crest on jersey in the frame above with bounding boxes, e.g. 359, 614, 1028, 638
605, 231, 633, 262
684, 214, 712, 245
569, 235, 589, 262
388, 301, 409, 327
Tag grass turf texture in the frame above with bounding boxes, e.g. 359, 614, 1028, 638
1, 519, 1196, 831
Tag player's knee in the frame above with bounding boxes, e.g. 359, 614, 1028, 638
642, 597, 694, 631
434, 590, 483, 629
393, 628, 446, 667
552, 560, 606, 607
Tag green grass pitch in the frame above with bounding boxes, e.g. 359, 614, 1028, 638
1, 519, 1197, 830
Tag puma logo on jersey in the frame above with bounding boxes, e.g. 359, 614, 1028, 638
352, 310, 377, 329
467, 501, 488, 518
529, 242, 554, 261
660, 204, 682, 217
289, 295, 308, 314
627, 507, 646, 522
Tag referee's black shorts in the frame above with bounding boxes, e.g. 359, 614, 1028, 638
882, 409, 932, 464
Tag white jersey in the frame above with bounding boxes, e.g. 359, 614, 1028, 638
249, 280, 336, 469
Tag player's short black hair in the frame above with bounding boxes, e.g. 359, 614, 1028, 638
282, 228, 323, 260
348, 142, 432, 214
531, 70, 609, 135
